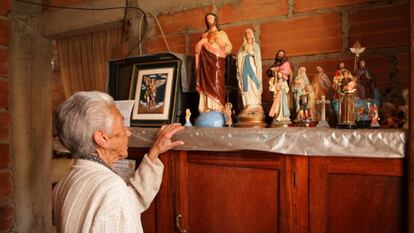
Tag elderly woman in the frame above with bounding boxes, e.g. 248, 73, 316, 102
53, 91, 184, 233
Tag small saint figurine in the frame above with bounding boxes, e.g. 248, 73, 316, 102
266, 49, 293, 82
292, 67, 310, 120
235, 28, 266, 127
224, 103, 233, 127
312, 66, 332, 121
332, 62, 346, 100
368, 103, 380, 127
305, 84, 316, 121
337, 69, 357, 127
355, 59, 375, 100
269, 71, 290, 126
184, 109, 192, 127
380, 102, 399, 128
396, 88, 409, 129
297, 91, 310, 121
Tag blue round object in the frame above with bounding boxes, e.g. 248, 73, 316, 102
195, 111, 225, 128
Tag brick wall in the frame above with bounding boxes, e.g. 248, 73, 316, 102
0, 0, 13, 232
145, 0, 410, 106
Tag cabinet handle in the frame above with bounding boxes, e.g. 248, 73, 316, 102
176, 214, 187, 233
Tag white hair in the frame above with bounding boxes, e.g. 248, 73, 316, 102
56, 91, 115, 156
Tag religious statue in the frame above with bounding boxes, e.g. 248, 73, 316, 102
266, 49, 292, 82
380, 102, 399, 128
269, 71, 290, 126
312, 66, 332, 122
292, 67, 310, 120
355, 59, 375, 99
235, 28, 266, 127
297, 90, 310, 121
368, 103, 380, 127
184, 109, 192, 127
400, 88, 409, 129
332, 62, 345, 100
224, 103, 233, 127
305, 84, 316, 121
195, 13, 232, 114
337, 69, 357, 127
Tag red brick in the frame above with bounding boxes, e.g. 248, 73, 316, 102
188, 33, 201, 55
156, 6, 213, 35
145, 34, 186, 54
294, 0, 378, 13
0, 19, 10, 47
0, 204, 13, 232
218, 0, 288, 24
0, 49, 7, 64
0, 0, 11, 16
0, 80, 8, 109
298, 56, 390, 93
0, 112, 9, 140
349, 3, 409, 49
260, 13, 342, 59
0, 144, 10, 169
0, 171, 12, 199
223, 25, 254, 54
0, 48, 7, 77
0, 63, 7, 77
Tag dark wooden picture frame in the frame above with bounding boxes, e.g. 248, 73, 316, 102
107, 53, 181, 127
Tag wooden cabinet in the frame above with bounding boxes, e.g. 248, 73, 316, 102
309, 157, 406, 233
128, 148, 406, 233
175, 151, 308, 233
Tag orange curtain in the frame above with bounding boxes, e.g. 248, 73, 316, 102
56, 27, 124, 98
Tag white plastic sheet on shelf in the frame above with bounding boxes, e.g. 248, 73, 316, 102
129, 127, 406, 158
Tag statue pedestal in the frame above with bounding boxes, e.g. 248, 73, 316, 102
236, 116, 267, 128
271, 120, 291, 128
316, 120, 330, 128
235, 107, 267, 128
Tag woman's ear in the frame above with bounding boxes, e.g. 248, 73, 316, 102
93, 130, 109, 149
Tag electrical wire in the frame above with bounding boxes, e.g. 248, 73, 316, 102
148, 12, 171, 52
138, 14, 145, 55
125, 14, 147, 57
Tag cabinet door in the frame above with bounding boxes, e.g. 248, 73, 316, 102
309, 157, 406, 233
174, 151, 306, 233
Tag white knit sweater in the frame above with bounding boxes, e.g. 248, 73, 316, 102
53, 155, 163, 233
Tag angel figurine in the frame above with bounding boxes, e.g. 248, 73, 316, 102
143, 77, 166, 111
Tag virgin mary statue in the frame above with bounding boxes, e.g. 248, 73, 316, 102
235, 28, 266, 127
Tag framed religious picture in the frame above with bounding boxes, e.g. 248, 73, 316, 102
129, 62, 179, 126
107, 53, 181, 127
